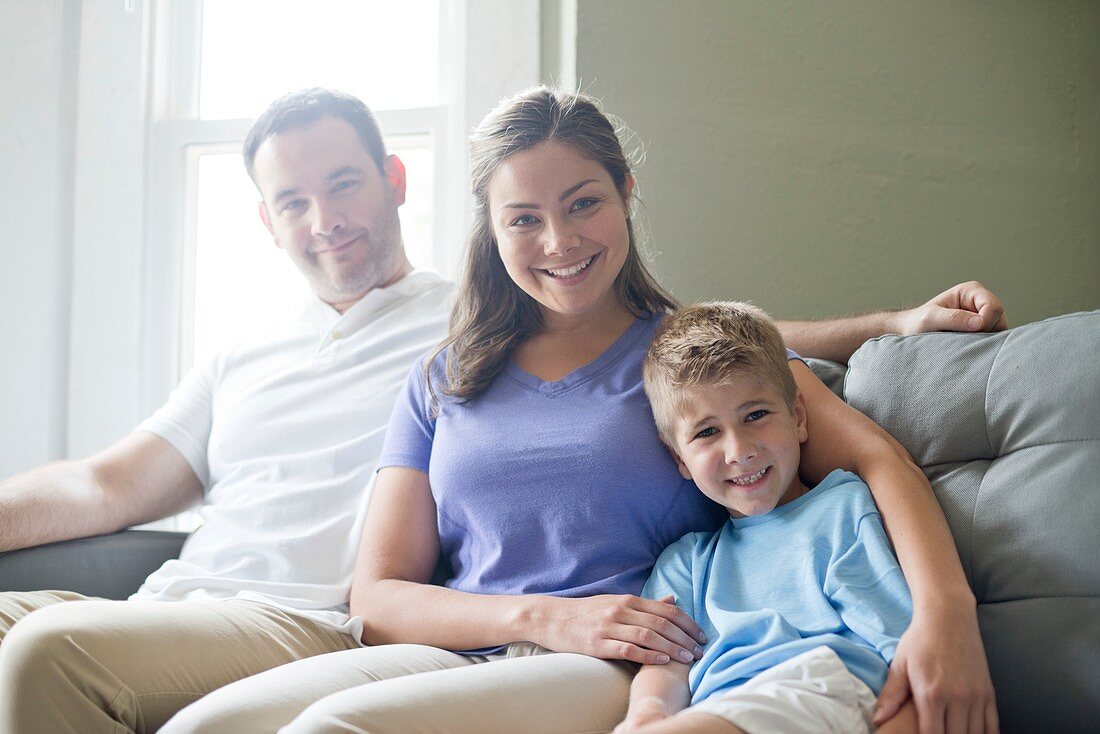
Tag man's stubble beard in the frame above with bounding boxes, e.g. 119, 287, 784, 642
310, 204, 405, 304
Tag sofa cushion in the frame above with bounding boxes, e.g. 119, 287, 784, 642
843, 310, 1100, 733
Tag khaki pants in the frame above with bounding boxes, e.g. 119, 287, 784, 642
162, 641, 636, 734
0, 591, 359, 734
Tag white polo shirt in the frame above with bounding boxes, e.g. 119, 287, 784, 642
132, 271, 453, 638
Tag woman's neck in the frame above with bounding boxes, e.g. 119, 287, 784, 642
513, 297, 636, 382
540, 293, 635, 338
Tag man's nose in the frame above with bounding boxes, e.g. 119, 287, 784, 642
311, 199, 346, 238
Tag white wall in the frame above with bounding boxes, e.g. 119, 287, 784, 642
0, 1, 79, 477
66, 0, 149, 460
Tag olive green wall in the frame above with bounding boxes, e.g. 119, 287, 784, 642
547, 1, 1100, 325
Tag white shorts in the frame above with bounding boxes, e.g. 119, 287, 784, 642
685, 646, 878, 734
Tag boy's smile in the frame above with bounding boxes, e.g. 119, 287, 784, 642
672, 375, 810, 518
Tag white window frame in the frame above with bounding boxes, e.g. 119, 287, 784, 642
66, 0, 539, 459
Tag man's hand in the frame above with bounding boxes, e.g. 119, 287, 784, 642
777, 280, 1009, 363
897, 281, 1008, 336
874, 603, 998, 734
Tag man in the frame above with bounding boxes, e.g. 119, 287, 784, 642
0, 88, 453, 733
0, 87, 1004, 733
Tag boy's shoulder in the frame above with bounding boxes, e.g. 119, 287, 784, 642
807, 469, 875, 509
654, 527, 724, 567
643, 528, 724, 605
766, 469, 879, 533
803, 471, 886, 545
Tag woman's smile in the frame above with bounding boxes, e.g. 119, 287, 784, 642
540, 253, 598, 282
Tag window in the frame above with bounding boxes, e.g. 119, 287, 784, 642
66, 0, 539, 468
149, 0, 454, 374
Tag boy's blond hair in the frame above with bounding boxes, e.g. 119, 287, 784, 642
643, 301, 797, 445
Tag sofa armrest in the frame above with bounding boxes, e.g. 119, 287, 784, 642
0, 530, 187, 600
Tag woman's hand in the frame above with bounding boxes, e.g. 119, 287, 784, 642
897, 281, 1008, 336
874, 600, 998, 734
532, 594, 706, 666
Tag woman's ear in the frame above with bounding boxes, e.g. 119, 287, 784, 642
621, 173, 635, 206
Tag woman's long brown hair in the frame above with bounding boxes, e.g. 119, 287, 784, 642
429, 87, 678, 405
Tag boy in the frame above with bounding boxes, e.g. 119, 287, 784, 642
618, 302, 916, 733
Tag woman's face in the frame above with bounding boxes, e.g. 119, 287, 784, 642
487, 141, 633, 323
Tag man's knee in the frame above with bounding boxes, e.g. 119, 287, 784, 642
0, 589, 87, 643
0, 602, 98, 685
0, 604, 109, 726
0, 602, 149, 732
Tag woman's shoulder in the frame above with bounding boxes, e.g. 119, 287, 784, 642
419, 344, 449, 371
398, 345, 451, 405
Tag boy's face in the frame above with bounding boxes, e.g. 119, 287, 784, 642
670, 374, 809, 518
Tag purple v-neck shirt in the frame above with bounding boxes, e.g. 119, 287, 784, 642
379, 315, 730, 599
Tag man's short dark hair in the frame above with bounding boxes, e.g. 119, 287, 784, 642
243, 88, 388, 182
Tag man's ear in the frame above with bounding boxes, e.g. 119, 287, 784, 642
793, 391, 809, 444
257, 201, 278, 246
384, 154, 407, 206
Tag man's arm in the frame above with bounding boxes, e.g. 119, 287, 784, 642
0, 432, 203, 552
614, 660, 692, 733
778, 281, 1008, 363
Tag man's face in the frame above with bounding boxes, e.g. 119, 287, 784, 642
252, 116, 407, 312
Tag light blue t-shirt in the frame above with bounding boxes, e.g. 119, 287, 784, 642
643, 470, 912, 702
379, 315, 729, 600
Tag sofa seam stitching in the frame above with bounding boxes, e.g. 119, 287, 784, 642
971, 333, 1008, 593
981, 594, 1099, 604
920, 436, 1100, 469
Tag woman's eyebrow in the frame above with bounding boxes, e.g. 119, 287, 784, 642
558, 179, 598, 202
502, 179, 599, 210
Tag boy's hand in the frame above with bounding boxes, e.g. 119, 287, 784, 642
613, 696, 671, 733
874, 604, 998, 734
897, 281, 1008, 336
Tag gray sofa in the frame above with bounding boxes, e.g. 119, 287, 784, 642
842, 310, 1099, 733
1, 310, 1097, 732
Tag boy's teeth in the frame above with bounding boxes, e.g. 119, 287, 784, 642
546, 256, 594, 278
730, 468, 767, 485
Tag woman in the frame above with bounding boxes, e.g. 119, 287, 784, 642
173, 88, 998, 734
